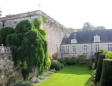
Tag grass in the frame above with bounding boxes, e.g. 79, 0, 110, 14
34, 65, 91, 86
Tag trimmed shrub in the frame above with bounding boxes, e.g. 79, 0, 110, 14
6, 19, 51, 80
64, 57, 76, 65
50, 60, 64, 71
100, 59, 112, 86
58, 58, 65, 64
94, 52, 100, 69
105, 51, 112, 59
94, 49, 105, 69
95, 53, 105, 83
77, 55, 87, 64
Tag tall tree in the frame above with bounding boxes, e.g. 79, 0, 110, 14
82, 22, 105, 31
6, 19, 51, 80
82, 22, 94, 31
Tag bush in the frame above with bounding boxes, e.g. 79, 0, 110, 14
64, 57, 76, 65
77, 55, 87, 64
30, 76, 39, 83
95, 53, 105, 83
0, 84, 3, 86
58, 57, 76, 65
91, 70, 96, 83
105, 51, 112, 59
100, 59, 112, 86
58, 58, 65, 64
16, 81, 32, 86
5, 76, 15, 86
0, 26, 15, 45
52, 52, 58, 60
50, 60, 64, 71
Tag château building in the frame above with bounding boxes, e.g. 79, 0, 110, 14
0, 10, 70, 57
61, 29, 112, 59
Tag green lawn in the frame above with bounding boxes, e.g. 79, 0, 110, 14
35, 65, 91, 86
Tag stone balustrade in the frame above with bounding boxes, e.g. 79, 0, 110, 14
0, 44, 11, 55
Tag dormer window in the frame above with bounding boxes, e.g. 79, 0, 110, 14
71, 39, 77, 44
94, 34, 100, 43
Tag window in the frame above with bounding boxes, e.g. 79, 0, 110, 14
65, 46, 69, 54
108, 44, 112, 51
71, 39, 77, 44
60, 46, 65, 54
96, 44, 99, 52
83, 45, 88, 54
14, 21, 17, 24
72, 46, 76, 54
94, 34, 100, 43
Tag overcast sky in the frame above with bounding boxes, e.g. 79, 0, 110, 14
0, 0, 112, 29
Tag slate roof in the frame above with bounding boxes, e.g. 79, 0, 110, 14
61, 29, 112, 44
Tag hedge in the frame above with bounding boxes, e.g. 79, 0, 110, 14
94, 52, 100, 69
100, 59, 112, 86
95, 53, 105, 83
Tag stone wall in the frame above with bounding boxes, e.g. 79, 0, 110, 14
0, 45, 40, 85
0, 45, 23, 85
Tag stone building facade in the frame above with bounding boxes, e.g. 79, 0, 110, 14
0, 10, 70, 57
61, 29, 112, 59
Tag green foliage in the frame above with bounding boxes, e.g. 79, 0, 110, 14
58, 57, 76, 65
15, 20, 33, 33
82, 22, 94, 31
30, 76, 38, 83
50, 60, 64, 71
90, 70, 96, 83
105, 51, 112, 59
95, 52, 105, 83
42, 15, 47, 23
58, 58, 65, 64
33, 18, 42, 29
5, 76, 15, 86
94, 52, 100, 69
6, 19, 50, 80
99, 48, 105, 52
67, 58, 76, 65
18, 81, 33, 86
64, 57, 76, 65
100, 59, 112, 86
0, 84, 3, 86
82, 22, 105, 31
77, 55, 87, 64
6, 33, 20, 46
0, 26, 15, 45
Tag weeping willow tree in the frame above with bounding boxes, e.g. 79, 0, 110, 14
6, 19, 51, 80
